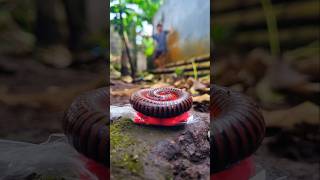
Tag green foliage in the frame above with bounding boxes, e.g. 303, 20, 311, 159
110, 118, 143, 174
126, 0, 162, 23
174, 67, 184, 77
191, 60, 198, 80
142, 37, 154, 56
110, 0, 162, 36
137, 71, 148, 78
11, 0, 35, 33
212, 25, 234, 44
110, 0, 162, 78
260, 0, 280, 56
110, 118, 134, 150
113, 62, 121, 71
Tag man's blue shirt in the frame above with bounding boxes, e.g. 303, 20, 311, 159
152, 30, 169, 52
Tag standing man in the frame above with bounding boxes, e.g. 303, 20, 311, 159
152, 23, 170, 69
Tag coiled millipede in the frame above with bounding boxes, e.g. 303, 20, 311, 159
211, 85, 265, 173
130, 87, 193, 118
130, 87, 193, 125
63, 88, 109, 167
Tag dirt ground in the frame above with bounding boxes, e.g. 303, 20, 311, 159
0, 55, 106, 143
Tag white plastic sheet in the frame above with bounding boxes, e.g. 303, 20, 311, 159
0, 134, 98, 180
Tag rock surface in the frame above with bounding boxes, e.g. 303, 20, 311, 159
110, 105, 210, 180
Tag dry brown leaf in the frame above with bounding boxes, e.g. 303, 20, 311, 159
199, 75, 210, 85
267, 61, 308, 90
110, 87, 139, 97
174, 79, 187, 88
186, 77, 195, 86
293, 57, 320, 78
256, 77, 285, 106
192, 94, 210, 103
263, 101, 320, 129
121, 75, 133, 83
143, 74, 154, 81
190, 87, 199, 95
192, 80, 207, 91
149, 81, 172, 88
289, 82, 320, 95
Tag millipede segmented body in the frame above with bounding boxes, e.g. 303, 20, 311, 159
130, 87, 193, 118
211, 85, 265, 173
63, 88, 109, 166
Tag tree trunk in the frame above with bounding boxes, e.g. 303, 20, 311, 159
119, 9, 135, 79
120, 48, 129, 76
130, 24, 138, 73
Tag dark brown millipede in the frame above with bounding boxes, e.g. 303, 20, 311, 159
130, 87, 192, 118
63, 88, 109, 166
211, 85, 265, 173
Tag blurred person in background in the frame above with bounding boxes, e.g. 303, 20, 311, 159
152, 23, 171, 68
35, 0, 95, 68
